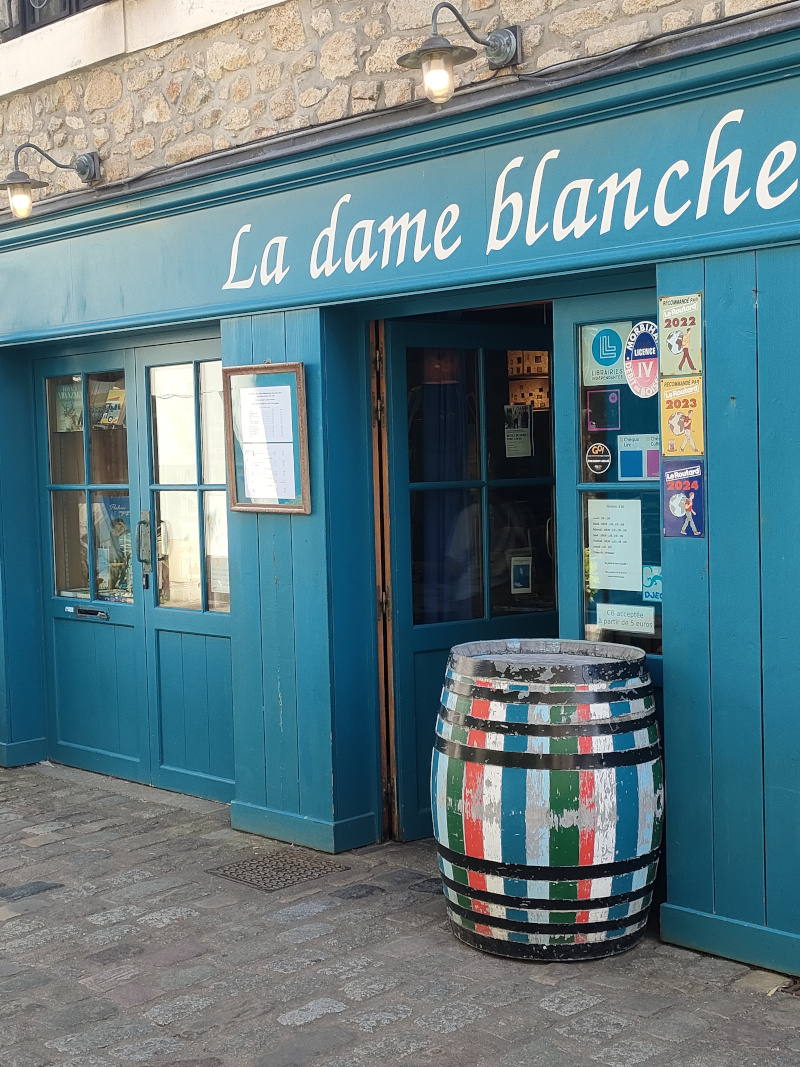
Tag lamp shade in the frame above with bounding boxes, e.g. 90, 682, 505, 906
0, 169, 48, 220
397, 34, 477, 104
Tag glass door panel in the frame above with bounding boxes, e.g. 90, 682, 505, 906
155, 490, 202, 610
88, 371, 128, 483
47, 376, 85, 483
51, 489, 89, 598
91, 490, 133, 603
151, 364, 197, 484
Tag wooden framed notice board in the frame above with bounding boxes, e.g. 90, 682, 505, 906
223, 362, 311, 513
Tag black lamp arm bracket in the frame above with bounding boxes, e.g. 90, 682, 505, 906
431, 2, 492, 47
13, 142, 74, 173
12, 142, 101, 183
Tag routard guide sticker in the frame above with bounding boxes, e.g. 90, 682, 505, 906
659, 294, 702, 376
662, 459, 705, 538
624, 320, 659, 398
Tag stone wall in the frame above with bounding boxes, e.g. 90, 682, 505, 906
0, 0, 785, 202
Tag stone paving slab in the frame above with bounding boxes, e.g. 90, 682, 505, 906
0, 762, 798, 1067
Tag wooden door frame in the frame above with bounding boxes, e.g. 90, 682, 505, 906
370, 320, 398, 838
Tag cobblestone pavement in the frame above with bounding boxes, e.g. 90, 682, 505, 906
1, 763, 799, 1067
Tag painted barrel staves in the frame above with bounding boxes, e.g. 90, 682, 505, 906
431, 638, 663, 961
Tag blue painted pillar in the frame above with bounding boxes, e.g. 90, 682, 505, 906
0, 351, 47, 767
224, 309, 381, 852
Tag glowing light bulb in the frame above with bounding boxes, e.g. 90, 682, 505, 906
8, 183, 33, 220
422, 53, 455, 104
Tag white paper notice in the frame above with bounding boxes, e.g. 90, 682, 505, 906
597, 603, 655, 635
240, 386, 293, 444
587, 498, 642, 591
243, 443, 296, 501
239, 384, 296, 500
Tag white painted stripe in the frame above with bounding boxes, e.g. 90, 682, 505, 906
435, 752, 449, 851
637, 759, 655, 856
482, 765, 504, 862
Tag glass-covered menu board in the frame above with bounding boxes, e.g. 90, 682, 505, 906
579, 320, 662, 654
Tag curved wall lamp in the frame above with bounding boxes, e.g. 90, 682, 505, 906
0, 142, 102, 219
397, 2, 522, 104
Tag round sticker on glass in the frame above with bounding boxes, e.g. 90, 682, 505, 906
586, 442, 612, 475
624, 320, 659, 398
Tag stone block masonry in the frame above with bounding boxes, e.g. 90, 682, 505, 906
0, 0, 788, 202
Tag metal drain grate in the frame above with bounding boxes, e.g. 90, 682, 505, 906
207, 850, 350, 892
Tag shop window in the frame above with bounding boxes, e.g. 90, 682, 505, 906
1, 0, 111, 41
579, 320, 663, 655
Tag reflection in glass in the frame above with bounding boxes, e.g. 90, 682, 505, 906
204, 491, 230, 613
155, 491, 201, 610
407, 348, 479, 483
411, 489, 482, 624
486, 349, 553, 480
89, 372, 128, 484
47, 376, 85, 484
200, 361, 226, 484
151, 364, 197, 485
583, 491, 662, 654
52, 491, 89, 599
489, 487, 556, 617
28, 0, 68, 28
92, 491, 133, 603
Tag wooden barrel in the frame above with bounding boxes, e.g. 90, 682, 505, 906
431, 638, 663, 961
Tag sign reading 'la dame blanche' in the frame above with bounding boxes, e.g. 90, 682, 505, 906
220, 93, 800, 302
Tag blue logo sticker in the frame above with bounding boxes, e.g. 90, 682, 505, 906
592, 329, 623, 366
642, 565, 662, 603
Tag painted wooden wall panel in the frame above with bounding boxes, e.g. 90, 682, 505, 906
205, 635, 235, 782
704, 252, 765, 925
223, 315, 269, 810
756, 245, 800, 936
251, 311, 300, 817
286, 309, 335, 824
0, 352, 46, 764
657, 258, 714, 915
323, 309, 381, 836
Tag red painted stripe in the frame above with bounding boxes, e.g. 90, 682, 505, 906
471, 698, 491, 720
475, 679, 491, 688
463, 726, 489, 908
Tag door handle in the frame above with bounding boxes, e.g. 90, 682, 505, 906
135, 511, 152, 572
75, 606, 110, 621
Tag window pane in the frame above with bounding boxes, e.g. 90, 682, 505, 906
489, 487, 556, 617
151, 364, 197, 485
52, 490, 89, 599
92, 491, 133, 603
27, 0, 68, 28
89, 371, 128, 484
411, 488, 482, 624
407, 348, 480, 483
204, 491, 229, 613
579, 321, 660, 485
200, 361, 226, 484
47, 376, 84, 484
155, 491, 201, 610
583, 491, 662, 655
487, 349, 553, 479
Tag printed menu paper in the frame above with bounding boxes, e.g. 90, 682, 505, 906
587, 498, 643, 591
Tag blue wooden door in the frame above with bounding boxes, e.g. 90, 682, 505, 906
135, 340, 235, 802
37, 338, 234, 801
386, 321, 558, 840
37, 349, 151, 783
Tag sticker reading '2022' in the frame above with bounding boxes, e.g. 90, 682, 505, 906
659, 294, 702, 376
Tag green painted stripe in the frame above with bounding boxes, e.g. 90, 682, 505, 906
549, 768, 580, 871
445, 743, 466, 855
449, 862, 470, 887
550, 880, 579, 901
550, 910, 578, 923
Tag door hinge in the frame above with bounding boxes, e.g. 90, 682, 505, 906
379, 588, 389, 617
373, 343, 383, 377
374, 395, 384, 425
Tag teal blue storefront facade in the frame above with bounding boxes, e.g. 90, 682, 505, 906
2, 22, 800, 974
